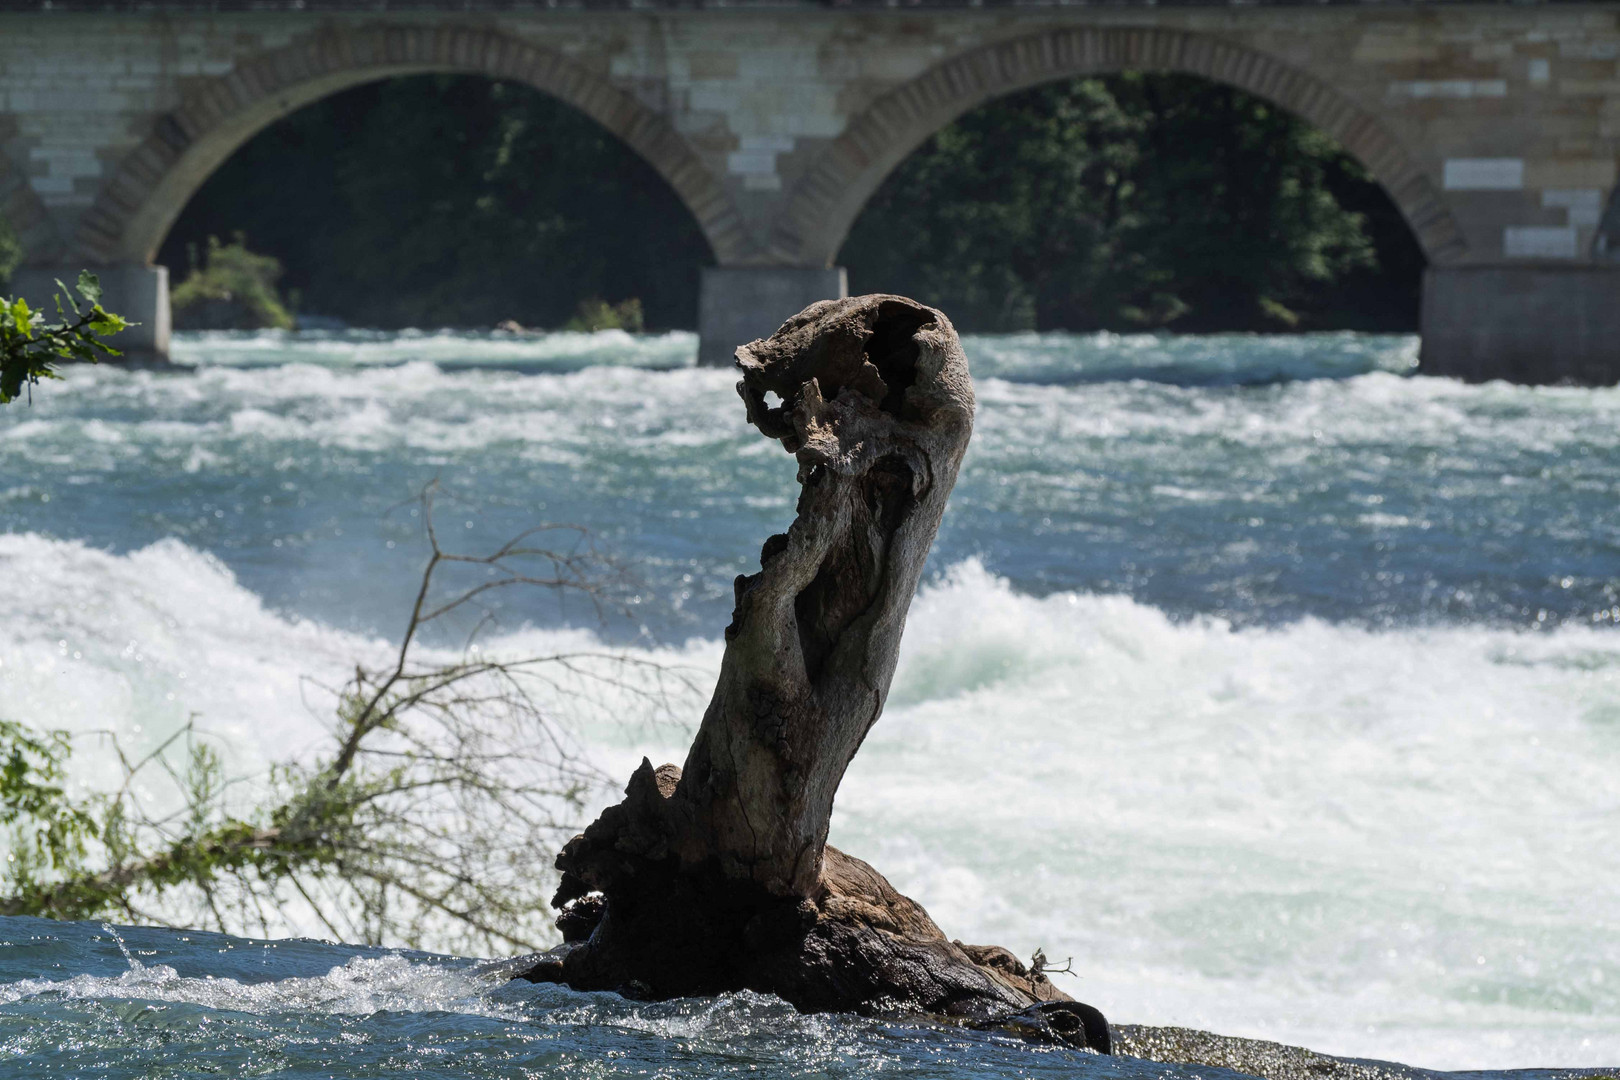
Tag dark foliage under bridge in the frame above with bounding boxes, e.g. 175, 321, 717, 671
160, 72, 1422, 334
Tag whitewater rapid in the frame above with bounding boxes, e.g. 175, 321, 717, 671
0, 330, 1615, 1070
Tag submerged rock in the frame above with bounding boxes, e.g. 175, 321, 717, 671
1115, 1026, 1614, 1080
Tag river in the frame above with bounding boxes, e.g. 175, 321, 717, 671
0, 329, 1615, 1076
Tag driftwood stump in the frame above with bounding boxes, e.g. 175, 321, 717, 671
517, 295, 1110, 1052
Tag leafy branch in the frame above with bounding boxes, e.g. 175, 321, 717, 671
0, 271, 129, 405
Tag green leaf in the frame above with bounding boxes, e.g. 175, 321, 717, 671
88, 308, 128, 337
53, 280, 79, 318
75, 271, 102, 306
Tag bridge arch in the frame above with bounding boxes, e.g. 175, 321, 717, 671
75, 24, 752, 269
771, 27, 1466, 269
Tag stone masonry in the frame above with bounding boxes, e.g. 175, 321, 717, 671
1, 2, 1618, 381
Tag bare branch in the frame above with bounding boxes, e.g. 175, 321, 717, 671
0, 483, 696, 956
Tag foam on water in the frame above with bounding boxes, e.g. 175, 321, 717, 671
0, 920, 1215, 1079
962, 329, 1419, 385
7, 331, 1619, 635
170, 326, 699, 370
0, 947, 514, 1020
1, 531, 1614, 1068
850, 561, 1620, 1068
0, 532, 374, 792
1, 330, 1616, 1072
0, 529, 704, 812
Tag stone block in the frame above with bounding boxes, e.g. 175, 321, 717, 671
1422, 265, 1620, 384
1389, 80, 1508, 99
1353, 33, 1440, 64
1558, 40, 1620, 60
688, 51, 740, 80
1558, 79, 1620, 96
1543, 187, 1604, 227
1503, 225, 1580, 258
727, 150, 778, 176
1444, 158, 1524, 190
697, 266, 847, 368
1527, 158, 1618, 189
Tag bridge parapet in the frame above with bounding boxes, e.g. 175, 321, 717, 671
4, 1, 1610, 10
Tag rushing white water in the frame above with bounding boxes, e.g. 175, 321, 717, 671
1, 330, 1616, 1071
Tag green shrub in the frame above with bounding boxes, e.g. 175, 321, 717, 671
160, 76, 712, 331
565, 296, 644, 333
843, 72, 1419, 333
171, 236, 294, 330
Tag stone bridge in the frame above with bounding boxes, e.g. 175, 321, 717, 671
3, 1, 1618, 382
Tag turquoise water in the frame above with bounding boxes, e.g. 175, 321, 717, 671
0, 329, 1616, 1074
0, 919, 1191, 1078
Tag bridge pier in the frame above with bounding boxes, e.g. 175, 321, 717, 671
9, 265, 171, 361
697, 267, 847, 367
1420, 266, 1620, 386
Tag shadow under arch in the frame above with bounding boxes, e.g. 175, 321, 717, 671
772, 27, 1465, 269
75, 24, 751, 269
1, 156, 62, 266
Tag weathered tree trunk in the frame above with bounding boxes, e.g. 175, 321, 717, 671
517, 295, 1109, 1052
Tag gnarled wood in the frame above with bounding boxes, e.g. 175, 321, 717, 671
518, 295, 1109, 1052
